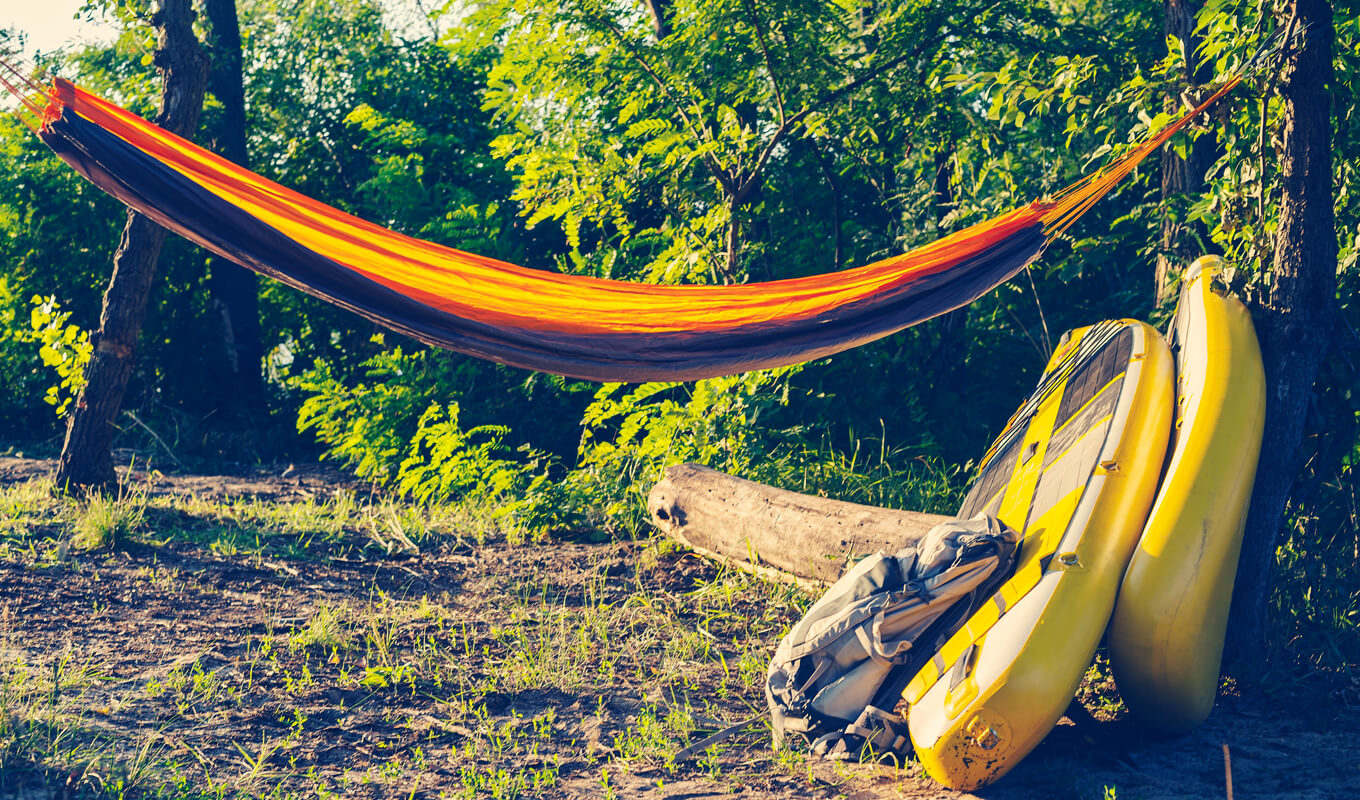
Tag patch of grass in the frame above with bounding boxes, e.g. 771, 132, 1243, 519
0, 649, 183, 799
289, 604, 354, 653
0, 477, 63, 555
72, 490, 146, 551
757, 437, 967, 516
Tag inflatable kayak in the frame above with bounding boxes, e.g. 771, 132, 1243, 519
1108, 256, 1266, 733
905, 319, 1174, 790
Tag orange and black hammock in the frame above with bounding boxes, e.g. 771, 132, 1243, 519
10, 72, 1238, 382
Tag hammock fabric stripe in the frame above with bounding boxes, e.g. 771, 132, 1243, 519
31, 76, 1238, 382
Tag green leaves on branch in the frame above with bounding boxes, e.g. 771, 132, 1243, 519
563, 367, 803, 528
25, 295, 92, 417
295, 348, 537, 498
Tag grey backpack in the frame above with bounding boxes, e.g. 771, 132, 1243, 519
766, 514, 1019, 760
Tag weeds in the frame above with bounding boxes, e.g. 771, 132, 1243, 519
290, 604, 354, 653
0, 460, 1354, 799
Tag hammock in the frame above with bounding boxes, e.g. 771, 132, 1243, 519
7, 71, 1238, 382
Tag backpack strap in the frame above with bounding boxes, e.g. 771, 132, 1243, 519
674, 714, 763, 762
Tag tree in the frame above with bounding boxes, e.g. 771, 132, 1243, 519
1228, 0, 1338, 671
202, 0, 263, 415
55, 0, 208, 490
478, 0, 1090, 286
1155, 0, 1219, 305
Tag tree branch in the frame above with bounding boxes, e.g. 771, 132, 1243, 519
589, 12, 736, 194
743, 0, 786, 124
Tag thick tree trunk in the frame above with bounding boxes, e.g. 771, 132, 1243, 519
648, 463, 951, 585
1227, 0, 1336, 675
55, 0, 208, 491
203, 0, 263, 414
1155, 0, 1219, 305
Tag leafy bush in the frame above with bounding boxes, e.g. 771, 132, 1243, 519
394, 402, 532, 506
519, 365, 966, 535
296, 347, 539, 488
548, 368, 804, 533
294, 348, 967, 539
293, 346, 578, 540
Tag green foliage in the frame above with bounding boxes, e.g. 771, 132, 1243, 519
0, 278, 37, 429
558, 368, 803, 530
472, 0, 1116, 285
293, 346, 576, 539
394, 402, 532, 507
0, 0, 1354, 677
25, 295, 92, 417
295, 347, 538, 502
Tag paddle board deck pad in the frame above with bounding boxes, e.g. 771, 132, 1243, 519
1108, 257, 1266, 733
906, 319, 1174, 791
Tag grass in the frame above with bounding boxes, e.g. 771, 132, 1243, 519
0, 460, 1356, 799
0, 473, 469, 566
0, 469, 830, 798
72, 489, 147, 550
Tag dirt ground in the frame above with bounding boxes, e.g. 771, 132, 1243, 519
1, 456, 1357, 799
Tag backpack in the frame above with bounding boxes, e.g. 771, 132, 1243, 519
765, 514, 1020, 760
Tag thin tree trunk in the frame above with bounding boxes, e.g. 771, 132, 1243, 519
724, 198, 741, 282
1227, 0, 1336, 676
1155, 0, 1219, 305
809, 139, 843, 270
642, 0, 671, 40
55, 0, 208, 491
203, 0, 263, 414
930, 143, 968, 372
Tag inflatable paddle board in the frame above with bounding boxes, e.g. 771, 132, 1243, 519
1108, 257, 1266, 733
905, 319, 1174, 790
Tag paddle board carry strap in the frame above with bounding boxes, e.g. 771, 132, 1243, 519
765, 515, 1020, 761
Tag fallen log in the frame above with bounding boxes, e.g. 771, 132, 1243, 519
647, 463, 952, 586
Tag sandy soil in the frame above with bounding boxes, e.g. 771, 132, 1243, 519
1, 457, 1356, 799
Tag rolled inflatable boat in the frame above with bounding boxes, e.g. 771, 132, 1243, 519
905, 319, 1174, 791
1108, 257, 1266, 733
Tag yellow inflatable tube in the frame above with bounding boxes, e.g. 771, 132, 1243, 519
906, 320, 1174, 790
1109, 257, 1266, 734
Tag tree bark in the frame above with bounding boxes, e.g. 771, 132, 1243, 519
55, 0, 208, 491
1155, 0, 1219, 305
724, 197, 742, 281
1227, 0, 1336, 675
642, 0, 671, 40
648, 463, 951, 585
203, 0, 263, 415
930, 143, 968, 374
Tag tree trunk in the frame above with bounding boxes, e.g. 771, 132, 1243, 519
1154, 0, 1219, 305
1227, 0, 1336, 676
642, 0, 671, 40
724, 197, 741, 282
930, 143, 968, 374
203, 0, 263, 415
55, 0, 208, 491
648, 463, 951, 585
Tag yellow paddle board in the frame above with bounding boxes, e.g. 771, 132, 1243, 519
1108, 256, 1266, 733
906, 319, 1174, 790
